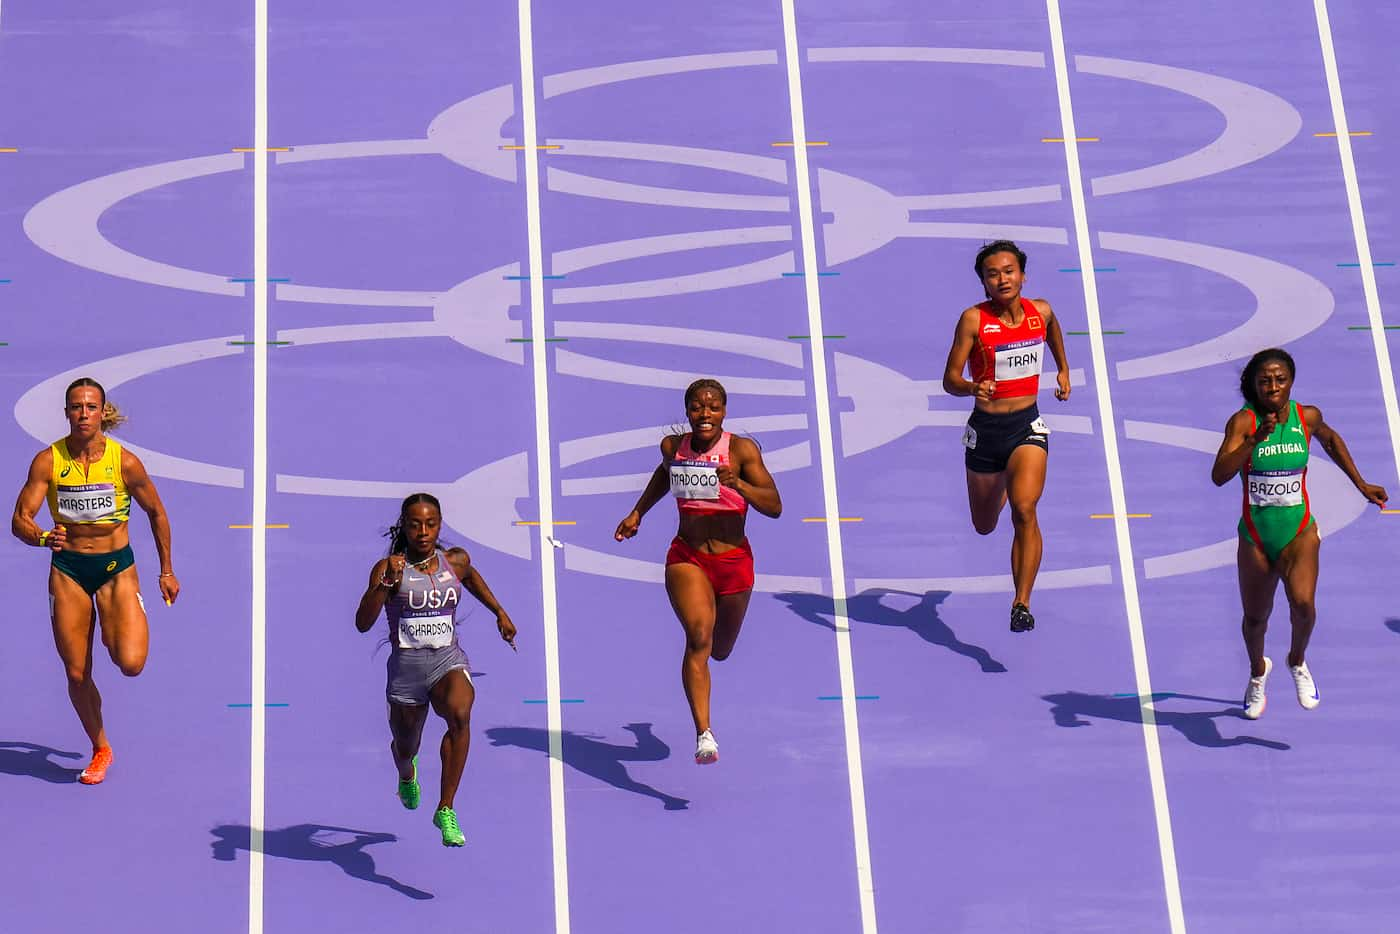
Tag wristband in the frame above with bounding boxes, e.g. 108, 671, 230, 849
37, 530, 51, 547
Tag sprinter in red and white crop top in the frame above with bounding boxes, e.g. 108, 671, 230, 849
941, 240, 1071, 636
613, 378, 782, 766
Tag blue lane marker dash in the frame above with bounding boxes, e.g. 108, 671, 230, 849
1058, 267, 1117, 273
228, 277, 292, 283
782, 271, 841, 277
523, 698, 585, 704
817, 694, 879, 700
1338, 262, 1395, 267
0, 279, 11, 284
227, 702, 291, 707
504, 275, 567, 280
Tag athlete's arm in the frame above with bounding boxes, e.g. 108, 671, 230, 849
355, 557, 394, 632
942, 306, 993, 401
10, 449, 65, 551
720, 436, 782, 518
1036, 298, 1071, 401
1304, 406, 1389, 506
615, 435, 681, 541
446, 547, 516, 646
1211, 410, 1271, 486
124, 450, 179, 605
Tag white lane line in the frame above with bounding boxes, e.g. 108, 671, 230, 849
248, 0, 269, 932
1313, 0, 1400, 484
1044, 4, 1186, 933
778, 3, 877, 931
515, 0, 571, 931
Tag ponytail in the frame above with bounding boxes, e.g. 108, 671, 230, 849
65, 377, 125, 432
101, 402, 127, 432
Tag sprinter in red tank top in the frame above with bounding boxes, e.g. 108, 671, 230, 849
614, 379, 782, 765
942, 241, 1071, 633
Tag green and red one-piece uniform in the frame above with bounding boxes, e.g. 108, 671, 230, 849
1238, 401, 1315, 561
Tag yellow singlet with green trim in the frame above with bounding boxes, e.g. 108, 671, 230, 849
46, 437, 131, 526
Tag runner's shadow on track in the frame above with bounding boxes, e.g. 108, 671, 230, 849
1386, 619, 1400, 635
0, 741, 83, 783
776, 589, 1008, 673
209, 824, 432, 900
486, 723, 689, 811
1042, 692, 1290, 750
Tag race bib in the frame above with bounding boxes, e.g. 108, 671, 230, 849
670, 461, 721, 500
962, 424, 978, 450
55, 483, 118, 523
1247, 469, 1305, 508
994, 339, 1043, 382
398, 613, 455, 650
1029, 417, 1050, 437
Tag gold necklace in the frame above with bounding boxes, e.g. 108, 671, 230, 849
404, 551, 436, 571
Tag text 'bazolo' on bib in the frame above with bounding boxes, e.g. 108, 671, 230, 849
1246, 468, 1305, 508
670, 460, 721, 500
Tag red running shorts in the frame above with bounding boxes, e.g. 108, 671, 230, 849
665, 537, 755, 596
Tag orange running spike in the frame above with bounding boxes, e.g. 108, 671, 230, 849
79, 747, 113, 785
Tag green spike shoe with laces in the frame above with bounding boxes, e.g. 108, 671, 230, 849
397, 756, 420, 810
433, 806, 465, 847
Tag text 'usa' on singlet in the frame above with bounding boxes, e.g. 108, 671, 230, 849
385, 552, 466, 650
967, 298, 1046, 400
1238, 401, 1312, 551
670, 431, 748, 516
47, 437, 131, 526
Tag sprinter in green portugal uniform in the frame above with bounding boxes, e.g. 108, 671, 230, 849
1212, 349, 1387, 721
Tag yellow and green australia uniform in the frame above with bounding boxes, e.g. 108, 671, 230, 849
1238, 401, 1314, 562
46, 437, 136, 594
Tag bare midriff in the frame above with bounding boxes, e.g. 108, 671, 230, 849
677, 511, 746, 554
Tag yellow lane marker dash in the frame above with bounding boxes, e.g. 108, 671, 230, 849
229, 523, 291, 529
514, 520, 578, 526
801, 517, 863, 522
0, 148, 19, 153
772, 141, 830, 147
1381, 509, 1400, 515
232, 147, 292, 152
1314, 131, 1372, 137
1042, 137, 1100, 143
1090, 513, 1151, 519
500, 144, 564, 150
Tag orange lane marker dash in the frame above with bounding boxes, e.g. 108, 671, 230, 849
1042, 137, 1100, 143
228, 523, 291, 529
1090, 513, 1151, 519
513, 520, 578, 526
232, 147, 293, 152
801, 516, 863, 523
1314, 131, 1372, 137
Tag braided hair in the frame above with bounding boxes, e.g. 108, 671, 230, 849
384, 492, 445, 555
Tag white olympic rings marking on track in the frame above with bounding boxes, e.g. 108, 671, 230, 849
12, 47, 1346, 589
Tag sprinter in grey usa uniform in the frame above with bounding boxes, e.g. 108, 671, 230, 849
355, 492, 517, 847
